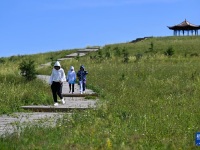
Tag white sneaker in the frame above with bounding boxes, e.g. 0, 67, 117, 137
72, 92, 74, 94
80, 92, 83, 94
54, 103, 58, 106
61, 98, 65, 104
83, 91, 85, 94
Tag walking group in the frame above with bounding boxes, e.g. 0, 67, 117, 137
49, 61, 88, 106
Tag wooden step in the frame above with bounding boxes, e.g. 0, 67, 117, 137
62, 93, 98, 97
21, 106, 91, 112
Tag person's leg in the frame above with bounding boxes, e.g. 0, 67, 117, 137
72, 84, 74, 93
51, 82, 57, 102
69, 84, 71, 93
83, 81, 86, 92
57, 82, 63, 99
79, 81, 82, 93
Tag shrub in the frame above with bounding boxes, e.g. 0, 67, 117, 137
113, 46, 122, 57
98, 49, 103, 58
135, 53, 143, 62
190, 53, 199, 57
19, 59, 38, 81
75, 53, 80, 61
0, 57, 6, 64
122, 47, 129, 63
149, 42, 154, 52
164, 46, 174, 56
105, 49, 112, 58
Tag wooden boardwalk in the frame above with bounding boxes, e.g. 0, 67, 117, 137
21, 75, 98, 112
40, 47, 99, 67
0, 48, 99, 137
0, 112, 66, 136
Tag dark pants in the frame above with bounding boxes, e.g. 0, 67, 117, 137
69, 84, 74, 92
51, 82, 63, 102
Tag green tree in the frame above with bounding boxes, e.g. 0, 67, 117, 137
19, 59, 38, 81
122, 47, 129, 63
164, 46, 174, 56
113, 46, 122, 57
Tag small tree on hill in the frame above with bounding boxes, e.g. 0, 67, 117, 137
164, 46, 174, 56
122, 47, 129, 63
149, 42, 154, 52
19, 59, 38, 81
113, 46, 122, 57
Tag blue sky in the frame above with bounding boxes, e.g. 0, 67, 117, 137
0, 0, 199, 58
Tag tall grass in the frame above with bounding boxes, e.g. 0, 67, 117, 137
0, 48, 78, 114
1, 36, 200, 149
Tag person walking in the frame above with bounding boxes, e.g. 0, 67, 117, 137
49, 61, 66, 106
66, 66, 76, 94
77, 65, 88, 94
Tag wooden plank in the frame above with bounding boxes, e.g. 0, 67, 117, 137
21, 106, 91, 112
62, 93, 98, 97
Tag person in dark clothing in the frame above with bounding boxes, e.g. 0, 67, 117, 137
77, 65, 88, 94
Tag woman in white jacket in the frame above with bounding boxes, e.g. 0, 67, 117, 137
49, 61, 66, 106
67, 66, 76, 94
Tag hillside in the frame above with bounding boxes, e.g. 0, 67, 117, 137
1, 36, 200, 149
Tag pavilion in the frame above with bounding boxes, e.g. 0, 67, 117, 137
168, 19, 200, 36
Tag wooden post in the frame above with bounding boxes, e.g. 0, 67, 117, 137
183, 30, 184, 36
179, 30, 180, 36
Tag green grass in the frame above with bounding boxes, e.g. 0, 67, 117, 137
0, 48, 78, 114
1, 36, 200, 149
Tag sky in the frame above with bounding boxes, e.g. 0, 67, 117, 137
0, 0, 199, 58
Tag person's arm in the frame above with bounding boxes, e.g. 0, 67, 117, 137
77, 71, 80, 77
49, 69, 54, 85
74, 72, 76, 80
60, 69, 66, 83
66, 71, 69, 82
84, 70, 88, 75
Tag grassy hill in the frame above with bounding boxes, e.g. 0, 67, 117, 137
1, 36, 200, 149
0, 49, 78, 114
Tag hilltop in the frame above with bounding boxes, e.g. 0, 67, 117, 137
1, 36, 200, 149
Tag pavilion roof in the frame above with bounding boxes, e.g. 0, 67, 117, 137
168, 19, 200, 30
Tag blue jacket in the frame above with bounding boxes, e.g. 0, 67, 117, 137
77, 65, 88, 81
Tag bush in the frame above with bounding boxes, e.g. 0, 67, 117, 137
75, 53, 80, 61
19, 59, 38, 81
135, 53, 143, 62
122, 47, 129, 63
98, 49, 103, 58
190, 53, 199, 57
0, 57, 6, 64
164, 46, 174, 56
113, 46, 122, 57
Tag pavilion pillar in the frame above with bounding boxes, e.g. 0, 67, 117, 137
192, 30, 193, 36
179, 30, 180, 36
183, 30, 185, 36
195, 30, 197, 36
188, 30, 189, 36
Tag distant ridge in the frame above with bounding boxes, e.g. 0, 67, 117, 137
130, 36, 153, 43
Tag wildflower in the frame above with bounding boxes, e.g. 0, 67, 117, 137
106, 138, 112, 149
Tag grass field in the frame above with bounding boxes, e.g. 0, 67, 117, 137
1, 36, 200, 149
